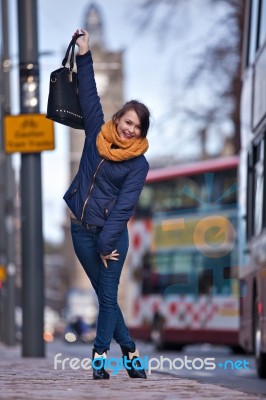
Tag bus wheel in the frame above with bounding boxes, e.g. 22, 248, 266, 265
230, 345, 245, 355
151, 316, 184, 351
254, 297, 266, 378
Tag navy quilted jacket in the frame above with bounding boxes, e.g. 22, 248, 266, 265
63, 51, 149, 255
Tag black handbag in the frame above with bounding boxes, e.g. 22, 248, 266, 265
46, 34, 85, 130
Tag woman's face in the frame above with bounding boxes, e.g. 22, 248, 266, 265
116, 110, 142, 140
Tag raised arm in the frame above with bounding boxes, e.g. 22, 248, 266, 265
74, 29, 104, 139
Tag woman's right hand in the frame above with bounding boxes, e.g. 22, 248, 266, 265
73, 29, 90, 55
100, 250, 120, 269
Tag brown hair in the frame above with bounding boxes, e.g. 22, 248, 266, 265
112, 100, 150, 138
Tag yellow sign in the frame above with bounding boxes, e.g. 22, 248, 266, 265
4, 114, 55, 153
219, 308, 238, 317
153, 215, 236, 255
0, 265, 7, 282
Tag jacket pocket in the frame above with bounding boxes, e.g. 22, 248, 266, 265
104, 199, 116, 218
67, 180, 80, 199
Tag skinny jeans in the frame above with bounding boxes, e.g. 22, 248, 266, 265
70, 222, 136, 353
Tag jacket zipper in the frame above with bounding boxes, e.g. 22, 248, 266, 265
80, 159, 105, 222
104, 199, 115, 217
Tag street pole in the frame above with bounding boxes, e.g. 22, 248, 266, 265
17, 0, 45, 357
0, 0, 16, 346
0, 56, 7, 342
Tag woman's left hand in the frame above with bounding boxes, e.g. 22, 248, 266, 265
100, 249, 120, 268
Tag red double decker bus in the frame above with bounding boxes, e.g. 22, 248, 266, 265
127, 156, 241, 352
238, 0, 266, 378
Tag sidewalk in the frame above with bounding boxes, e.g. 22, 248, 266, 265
0, 343, 263, 400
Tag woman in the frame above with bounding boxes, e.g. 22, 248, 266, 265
63, 29, 150, 380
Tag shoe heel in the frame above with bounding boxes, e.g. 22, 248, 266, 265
92, 349, 110, 380
121, 347, 147, 379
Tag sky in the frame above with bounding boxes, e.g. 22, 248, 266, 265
5, 0, 230, 243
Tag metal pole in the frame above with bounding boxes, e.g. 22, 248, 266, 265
0, 145, 7, 343
0, 0, 7, 343
17, 0, 45, 357
0, 0, 16, 345
0, 50, 7, 342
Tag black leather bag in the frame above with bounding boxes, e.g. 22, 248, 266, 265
46, 34, 85, 130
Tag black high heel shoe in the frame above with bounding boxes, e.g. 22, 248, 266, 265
121, 346, 147, 379
92, 349, 110, 380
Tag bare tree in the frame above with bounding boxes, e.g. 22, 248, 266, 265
133, 0, 244, 158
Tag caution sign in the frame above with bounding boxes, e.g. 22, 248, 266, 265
4, 114, 55, 153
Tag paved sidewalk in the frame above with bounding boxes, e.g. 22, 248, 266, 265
0, 343, 263, 400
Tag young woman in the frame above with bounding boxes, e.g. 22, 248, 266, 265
63, 29, 150, 380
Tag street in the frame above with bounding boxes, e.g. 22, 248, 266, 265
1, 338, 265, 400
47, 339, 266, 397
150, 344, 266, 397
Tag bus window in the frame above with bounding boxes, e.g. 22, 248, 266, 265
198, 268, 213, 295
248, 0, 260, 64
135, 186, 153, 217
202, 255, 232, 295
136, 169, 237, 218
247, 149, 255, 239
247, 136, 265, 238
259, 0, 266, 47
254, 137, 264, 235
141, 249, 236, 297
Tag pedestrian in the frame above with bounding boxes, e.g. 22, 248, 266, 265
63, 29, 150, 380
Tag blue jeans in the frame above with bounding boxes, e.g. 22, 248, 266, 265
70, 222, 136, 353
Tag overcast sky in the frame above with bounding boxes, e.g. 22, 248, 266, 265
5, 0, 228, 243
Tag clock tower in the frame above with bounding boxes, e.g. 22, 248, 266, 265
62, 3, 124, 291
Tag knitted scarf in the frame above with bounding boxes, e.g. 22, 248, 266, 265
96, 120, 149, 162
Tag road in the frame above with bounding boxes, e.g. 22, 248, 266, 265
48, 339, 266, 398
153, 344, 266, 397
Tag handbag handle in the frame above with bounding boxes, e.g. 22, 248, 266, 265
62, 33, 85, 71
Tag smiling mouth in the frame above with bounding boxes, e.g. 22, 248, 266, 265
122, 131, 134, 139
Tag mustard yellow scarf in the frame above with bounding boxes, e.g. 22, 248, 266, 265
96, 120, 149, 161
